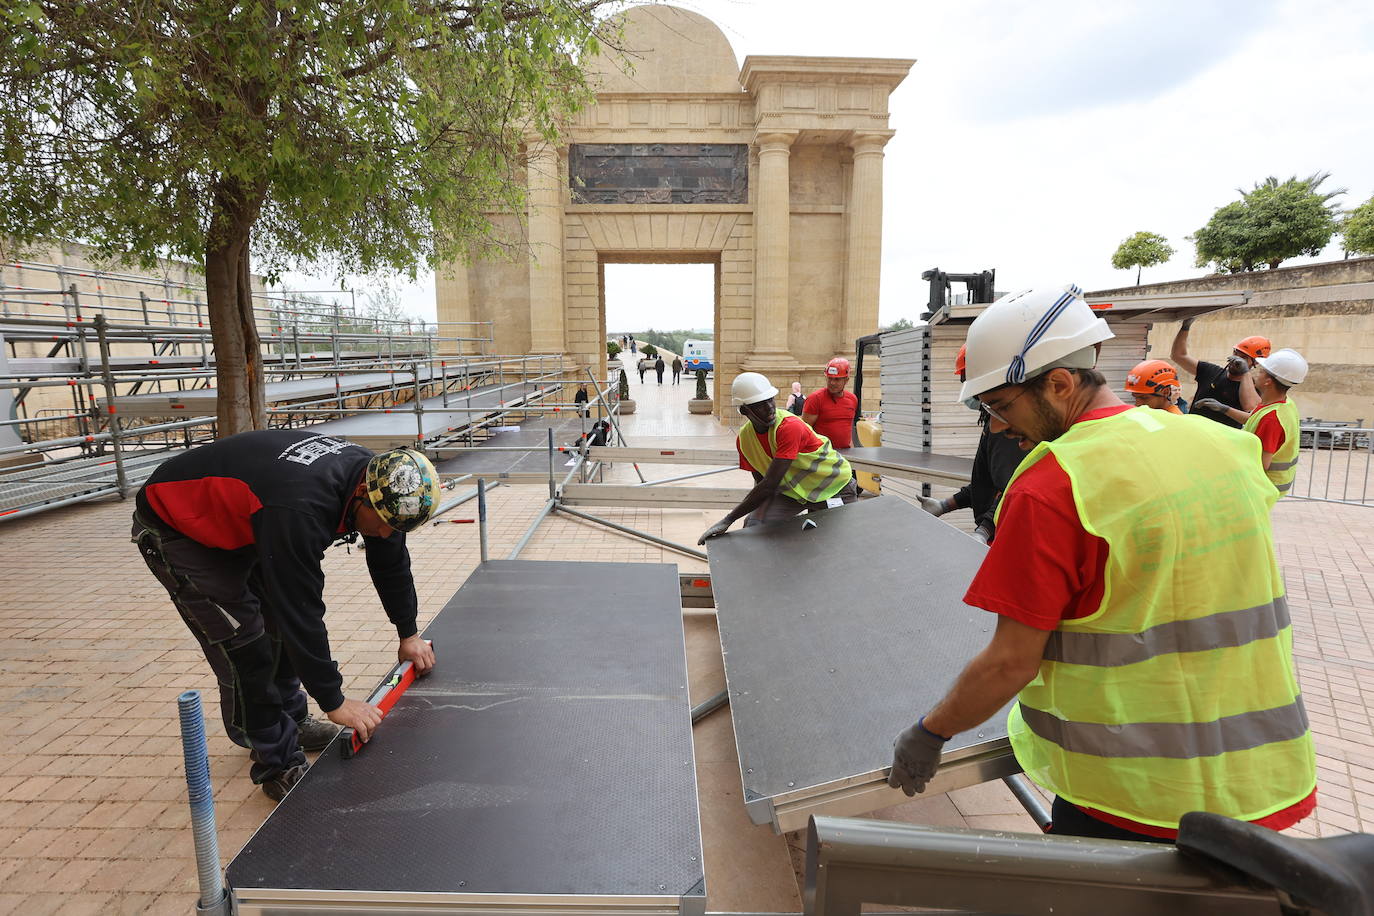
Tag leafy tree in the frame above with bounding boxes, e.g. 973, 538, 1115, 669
1191, 172, 1343, 273
881, 317, 915, 332
1, 1, 617, 434
1342, 195, 1374, 256
607, 340, 621, 358
636, 327, 709, 357
1110, 231, 1175, 285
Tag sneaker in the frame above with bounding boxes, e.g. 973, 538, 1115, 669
260, 762, 309, 802
295, 714, 341, 752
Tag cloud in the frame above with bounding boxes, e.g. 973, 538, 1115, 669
948, 0, 1281, 120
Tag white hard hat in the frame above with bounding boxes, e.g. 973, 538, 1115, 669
957, 284, 1114, 404
732, 372, 778, 406
1255, 348, 1308, 386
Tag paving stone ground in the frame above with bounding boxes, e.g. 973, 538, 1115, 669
0, 376, 1370, 912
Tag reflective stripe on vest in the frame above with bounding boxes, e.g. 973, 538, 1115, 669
737, 415, 851, 503
998, 407, 1315, 829
1242, 399, 1300, 495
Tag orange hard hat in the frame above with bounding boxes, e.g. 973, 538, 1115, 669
1234, 336, 1272, 360
1124, 359, 1180, 395
955, 344, 967, 378
826, 357, 850, 379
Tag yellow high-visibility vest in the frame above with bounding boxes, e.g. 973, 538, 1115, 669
1243, 399, 1301, 496
737, 415, 851, 504
995, 407, 1315, 829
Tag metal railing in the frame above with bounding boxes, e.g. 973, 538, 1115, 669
1292, 425, 1373, 506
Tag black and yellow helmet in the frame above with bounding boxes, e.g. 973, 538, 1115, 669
364, 448, 441, 532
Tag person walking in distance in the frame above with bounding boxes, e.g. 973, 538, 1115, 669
655, 355, 666, 385
671, 356, 683, 385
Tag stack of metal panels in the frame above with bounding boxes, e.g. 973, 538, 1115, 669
874, 327, 928, 507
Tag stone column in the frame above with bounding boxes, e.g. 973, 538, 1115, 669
842, 130, 893, 350
435, 259, 472, 355
526, 140, 566, 354
751, 130, 798, 362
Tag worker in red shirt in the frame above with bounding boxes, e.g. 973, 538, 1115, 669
698, 372, 856, 543
888, 284, 1315, 843
802, 357, 858, 449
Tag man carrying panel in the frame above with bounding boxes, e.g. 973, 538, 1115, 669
802, 357, 859, 450
1171, 316, 1266, 427
132, 430, 441, 800
1124, 359, 1184, 414
888, 284, 1315, 842
918, 345, 1024, 543
1198, 348, 1308, 497
698, 372, 857, 544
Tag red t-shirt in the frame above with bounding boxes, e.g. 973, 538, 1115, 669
964, 404, 1315, 838
737, 414, 823, 472
1250, 400, 1288, 454
802, 389, 857, 448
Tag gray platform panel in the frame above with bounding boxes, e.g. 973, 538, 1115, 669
226, 560, 705, 915
432, 415, 588, 480
307, 382, 554, 451
707, 496, 1017, 833
839, 447, 973, 486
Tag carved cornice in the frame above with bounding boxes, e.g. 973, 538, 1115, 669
740, 56, 915, 92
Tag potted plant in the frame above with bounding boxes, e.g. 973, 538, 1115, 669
688, 368, 713, 414
616, 367, 636, 415
606, 340, 622, 371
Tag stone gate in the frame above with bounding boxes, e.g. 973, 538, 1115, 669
436, 5, 913, 411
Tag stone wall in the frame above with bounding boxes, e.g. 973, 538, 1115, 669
1089, 257, 1374, 423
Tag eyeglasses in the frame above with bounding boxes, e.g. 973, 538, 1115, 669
980, 386, 1030, 424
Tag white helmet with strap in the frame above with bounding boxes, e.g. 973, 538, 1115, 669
957, 284, 1114, 405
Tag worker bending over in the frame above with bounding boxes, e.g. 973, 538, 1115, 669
699, 372, 857, 544
802, 357, 858, 449
1124, 359, 1184, 413
889, 284, 1315, 842
919, 345, 1024, 543
1197, 348, 1308, 497
133, 430, 441, 800
1171, 316, 1266, 427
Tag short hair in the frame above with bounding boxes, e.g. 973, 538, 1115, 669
1026, 366, 1107, 391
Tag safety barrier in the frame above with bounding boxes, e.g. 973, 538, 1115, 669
1293, 425, 1373, 507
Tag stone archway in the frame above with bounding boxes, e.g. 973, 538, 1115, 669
436, 6, 912, 413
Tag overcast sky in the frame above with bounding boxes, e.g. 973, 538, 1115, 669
287, 0, 1374, 332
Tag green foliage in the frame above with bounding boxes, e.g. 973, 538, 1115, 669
640, 343, 658, 358
1342, 195, 1374, 256
616, 367, 630, 400
607, 340, 621, 358
881, 317, 915, 332
635, 327, 709, 356
1191, 173, 1343, 273
1111, 231, 1175, 284
694, 368, 708, 401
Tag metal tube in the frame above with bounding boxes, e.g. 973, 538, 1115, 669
635, 465, 737, 487
478, 478, 489, 563
93, 315, 129, 497
691, 689, 730, 724
508, 497, 556, 559
584, 366, 645, 482
547, 427, 556, 500
177, 691, 229, 914
1002, 774, 1052, 832
553, 504, 708, 561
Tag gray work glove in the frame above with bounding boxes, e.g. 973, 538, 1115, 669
1226, 355, 1250, 376
972, 525, 991, 545
917, 495, 946, 517
889, 718, 948, 797
1192, 397, 1226, 414
698, 519, 731, 545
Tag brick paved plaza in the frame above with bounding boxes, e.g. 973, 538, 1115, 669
0, 380, 1371, 913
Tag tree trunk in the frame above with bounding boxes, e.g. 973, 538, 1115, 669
205, 177, 268, 436
1136, 265, 1141, 285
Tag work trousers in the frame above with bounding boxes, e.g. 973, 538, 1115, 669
132, 513, 307, 783
744, 479, 859, 528
672, 371, 681, 384
1047, 796, 1173, 844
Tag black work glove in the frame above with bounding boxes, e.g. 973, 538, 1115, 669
1226, 355, 1250, 376
888, 717, 948, 797
1192, 397, 1226, 414
1180, 316, 1196, 331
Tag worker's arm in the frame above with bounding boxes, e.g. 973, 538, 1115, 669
801, 412, 818, 427
699, 456, 791, 543
1237, 369, 1260, 412
1170, 317, 1200, 378
1193, 398, 1250, 425
888, 615, 1051, 796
